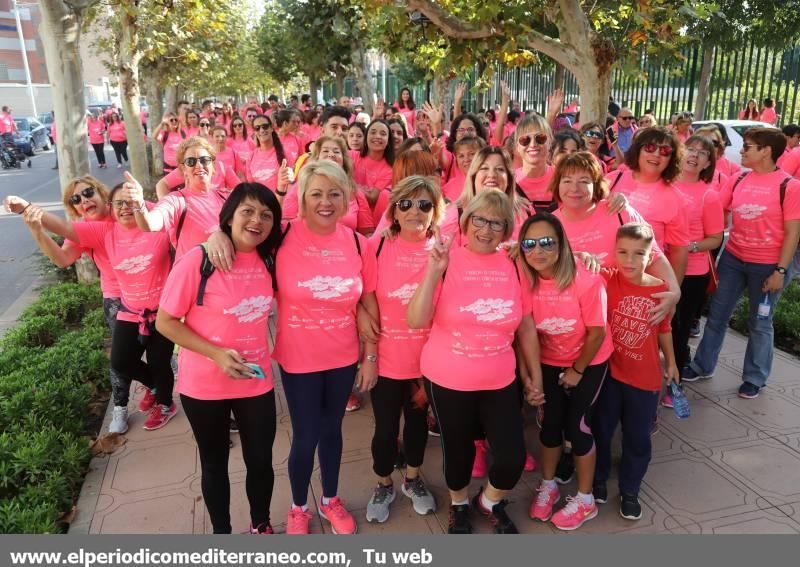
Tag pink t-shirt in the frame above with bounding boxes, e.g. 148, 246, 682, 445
441, 170, 466, 202
760, 107, 777, 125
779, 147, 800, 178
87, 119, 106, 145
150, 189, 227, 260
216, 146, 241, 177
523, 266, 614, 367
716, 157, 741, 178
63, 217, 121, 298
161, 131, 184, 167
515, 165, 555, 204
351, 151, 393, 191
161, 162, 240, 192
420, 247, 528, 392
302, 124, 322, 143
606, 170, 690, 248
160, 247, 275, 400
72, 221, 170, 322
184, 127, 200, 138
272, 221, 378, 373
245, 146, 280, 191
279, 133, 303, 167
281, 185, 375, 232
107, 122, 127, 142
228, 137, 255, 167
375, 236, 435, 379
718, 170, 800, 264
710, 171, 729, 192
0, 112, 15, 135
674, 180, 725, 276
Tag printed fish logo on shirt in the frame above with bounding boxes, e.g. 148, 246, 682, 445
387, 283, 419, 305
537, 317, 578, 335
459, 298, 514, 322
297, 276, 356, 299
114, 254, 153, 275
224, 295, 272, 323
734, 203, 767, 221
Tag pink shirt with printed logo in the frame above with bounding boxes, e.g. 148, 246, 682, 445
228, 137, 255, 168
523, 266, 613, 367
150, 189, 227, 260
515, 166, 555, 203
718, 170, 800, 264
674, 180, 725, 275
215, 146, 240, 177
245, 146, 280, 191
160, 247, 275, 400
87, 118, 106, 145
351, 151, 393, 191
63, 217, 121, 299
272, 221, 378, 373
281, 185, 374, 232
72, 221, 170, 322
420, 247, 528, 392
108, 122, 127, 142
279, 133, 303, 167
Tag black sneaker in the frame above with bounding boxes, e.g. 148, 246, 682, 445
593, 482, 608, 504
738, 382, 761, 399
229, 417, 239, 433
473, 493, 518, 534
554, 451, 575, 484
689, 319, 701, 338
448, 504, 472, 534
619, 493, 642, 520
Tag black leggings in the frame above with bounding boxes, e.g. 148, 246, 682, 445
426, 378, 524, 492
370, 377, 429, 477
110, 320, 174, 407
672, 274, 710, 371
539, 362, 608, 457
91, 142, 106, 165
110, 140, 128, 164
181, 390, 277, 533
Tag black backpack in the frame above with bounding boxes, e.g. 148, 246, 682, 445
195, 242, 276, 306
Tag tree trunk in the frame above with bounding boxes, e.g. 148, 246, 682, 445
554, 63, 566, 92
432, 77, 452, 130
335, 68, 346, 99
165, 85, 178, 113
118, 6, 149, 189
143, 72, 164, 178
309, 74, 320, 105
694, 46, 714, 120
352, 48, 375, 116
574, 66, 612, 126
475, 61, 488, 112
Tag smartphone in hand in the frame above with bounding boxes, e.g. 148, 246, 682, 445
244, 363, 265, 379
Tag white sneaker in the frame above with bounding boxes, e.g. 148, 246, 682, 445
109, 405, 129, 434
117, 164, 122, 169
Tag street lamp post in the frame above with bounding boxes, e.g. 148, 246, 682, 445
410, 10, 432, 102
12, 0, 37, 116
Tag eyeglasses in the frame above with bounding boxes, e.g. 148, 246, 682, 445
456, 127, 477, 136
199, 122, 210, 127
742, 143, 763, 152
618, 115, 633, 121
471, 215, 506, 233
183, 156, 215, 167
642, 143, 674, 157
396, 199, 434, 213
68, 187, 96, 206
232, 123, 244, 128
253, 124, 272, 132
685, 147, 710, 159
169, 118, 178, 123
583, 130, 604, 140
520, 236, 557, 252
247, 114, 257, 120
111, 200, 135, 209
518, 133, 548, 147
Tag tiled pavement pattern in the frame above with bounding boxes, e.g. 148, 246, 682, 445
70, 325, 800, 535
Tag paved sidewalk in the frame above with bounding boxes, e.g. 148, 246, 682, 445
70, 326, 800, 535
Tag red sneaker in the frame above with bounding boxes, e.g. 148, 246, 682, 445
286, 507, 312, 535
138, 388, 156, 412
319, 497, 357, 534
529, 481, 560, 521
551, 495, 598, 531
472, 440, 488, 478
143, 403, 177, 431
345, 393, 361, 412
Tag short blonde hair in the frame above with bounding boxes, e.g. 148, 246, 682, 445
385, 175, 445, 236
297, 159, 353, 218
311, 135, 353, 177
62, 176, 110, 220
176, 136, 216, 166
515, 115, 553, 146
459, 190, 515, 241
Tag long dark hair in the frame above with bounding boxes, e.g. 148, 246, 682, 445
252, 115, 286, 165
446, 113, 487, 152
518, 212, 577, 292
229, 116, 248, 140
361, 119, 395, 165
397, 87, 416, 111
219, 183, 283, 259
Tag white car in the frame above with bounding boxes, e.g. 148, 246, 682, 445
691, 120, 779, 165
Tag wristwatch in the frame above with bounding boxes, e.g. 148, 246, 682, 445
365, 354, 378, 363
775, 266, 787, 275
689, 241, 699, 253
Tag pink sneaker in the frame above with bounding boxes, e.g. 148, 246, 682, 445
530, 482, 560, 521
286, 507, 312, 535
524, 451, 537, 472
319, 497, 356, 534
551, 495, 598, 531
142, 403, 177, 430
471, 440, 488, 478
345, 393, 361, 412
138, 388, 156, 412
661, 393, 674, 408
249, 522, 274, 534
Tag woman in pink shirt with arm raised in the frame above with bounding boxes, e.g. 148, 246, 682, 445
154, 112, 186, 172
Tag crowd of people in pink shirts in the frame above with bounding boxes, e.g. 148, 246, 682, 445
4, 85, 800, 537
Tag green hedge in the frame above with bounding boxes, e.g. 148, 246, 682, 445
731, 281, 800, 355
0, 282, 108, 533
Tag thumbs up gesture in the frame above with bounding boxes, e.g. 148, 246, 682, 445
277, 159, 293, 193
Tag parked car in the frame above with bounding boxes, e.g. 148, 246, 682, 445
38, 112, 54, 144
12, 117, 51, 156
691, 120, 778, 165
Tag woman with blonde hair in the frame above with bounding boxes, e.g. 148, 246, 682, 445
514, 114, 556, 213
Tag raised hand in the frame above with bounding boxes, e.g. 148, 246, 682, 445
427, 227, 452, 276
21, 204, 44, 232
3, 195, 29, 214
547, 88, 565, 114
121, 171, 145, 208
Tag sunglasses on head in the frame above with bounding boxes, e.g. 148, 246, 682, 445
68, 187, 96, 206
520, 236, 557, 252
518, 133, 548, 147
583, 130, 604, 140
183, 156, 215, 167
253, 123, 271, 132
396, 199, 433, 213
642, 143, 673, 157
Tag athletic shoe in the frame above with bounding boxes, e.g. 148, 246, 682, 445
524, 451, 537, 472
619, 493, 642, 520
402, 476, 436, 515
551, 495, 598, 531
109, 406, 129, 434
249, 522, 274, 534
286, 507, 312, 535
138, 388, 156, 412
473, 490, 518, 534
447, 504, 472, 534
319, 497, 356, 534
738, 382, 761, 399
530, 482, 560, 521
345, 393, 361, 412
143, 403, 177, 431
471, 440, 488, 478
554, 451, 575, 484
366, 484, 395, 523
689, 319, 701, 338
661, 393, 674, 409
593, 482, 608, 504
681, 365, 712, 383
116, 164, 122, 169
427, 414, 440, 437
229, 417, 239, 433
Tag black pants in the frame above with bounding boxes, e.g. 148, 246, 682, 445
110, 140, 128, 164
426, 378, 524, 492
672, 274, 710, 371
370, 377, 429, 477
91, 142, 106, 165
181, 390, 277, 533
110, 319, 174, 407
539, 362, 608, 457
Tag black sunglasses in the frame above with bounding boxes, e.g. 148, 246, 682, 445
169, 118, 178, 123
199, 122, 210, 127
183, 156, 215, 167
68, 187, 96, 206
396, 199, 433, 213
232, 122, 244, 127
518, 133, 548, 147
583, 130, 604, 140
520, 236, 557, 252
253, 124, 272, 132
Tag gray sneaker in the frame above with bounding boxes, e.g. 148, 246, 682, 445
366, 484, 396, 523
401, 476, 436, 515
109, 405, 129, 434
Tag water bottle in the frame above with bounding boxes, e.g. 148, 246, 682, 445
757, 293, 772, 320
670, 383, 691, 419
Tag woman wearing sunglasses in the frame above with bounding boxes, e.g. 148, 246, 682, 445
244, 115, 286, 192
276, 109, 304, 167
364, 176, 444, 525
579, 122, 610, 173
408, 190, 543, 534
154, 112, 187, 172
107, 113, 129, 169
227, 116, 255, 169
514, 115, 556, 214
519, 212, 613, 531
694, 125, 741, 181
87, 111, 108, 169
197, 118, 213, 141
155, 136, 242, 200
